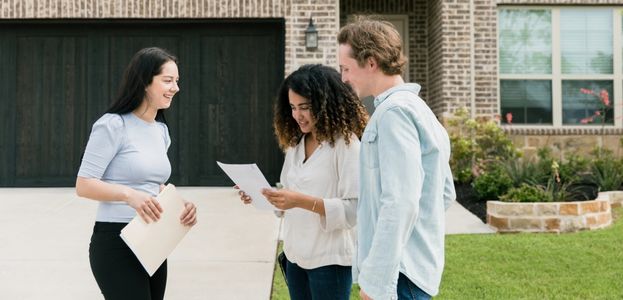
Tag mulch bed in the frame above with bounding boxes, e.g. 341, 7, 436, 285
452, 182, 600, 224
454, 182, 487, 223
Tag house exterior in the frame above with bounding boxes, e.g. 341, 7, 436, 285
1, 0, 621, 187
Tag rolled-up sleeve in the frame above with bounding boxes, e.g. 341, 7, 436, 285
319, 136, 360, 232
77, 114, 124, 179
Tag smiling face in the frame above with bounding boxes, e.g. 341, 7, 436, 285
144, 60, 179, 110
338, 43, 373, 98
288, 89, 316, 135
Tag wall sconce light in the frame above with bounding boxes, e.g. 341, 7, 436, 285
305, 17, 318, 50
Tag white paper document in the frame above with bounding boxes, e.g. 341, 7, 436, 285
120, 184, 192, 276
216, 161, 276, 210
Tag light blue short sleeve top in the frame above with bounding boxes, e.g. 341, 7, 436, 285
78, 112, 172, 223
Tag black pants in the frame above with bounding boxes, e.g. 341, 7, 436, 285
89, 222, 167, 300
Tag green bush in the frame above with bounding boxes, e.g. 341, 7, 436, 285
559, 153, 590, 184
472, 166, 513, 201
500, 184, 553, 203
590, 149, 623, 191
503, 158, 549, 187
447, 108, 520, 184
591, 162, 623, 191
534, 147, 555, 180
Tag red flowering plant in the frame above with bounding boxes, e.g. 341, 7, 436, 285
577, 88, 623, 185
578, 88, 611, 126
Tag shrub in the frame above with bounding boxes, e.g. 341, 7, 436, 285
472, 165, 513, 201
447, 108, 520, 184
500, 184, 552, 203
500, 159, 591, 203
589, 148, 623, 191
559, 153, 590, 184
503, 158, 549, 187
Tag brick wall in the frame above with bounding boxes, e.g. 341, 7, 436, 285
0, 0, 340, 76
443, 0, 472, 117
428, 0, 499, 118
428, 0, 445, 116
474, 0, 498, 117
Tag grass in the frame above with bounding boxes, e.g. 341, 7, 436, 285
271, 208, 623, 300
439, 208, 623, 299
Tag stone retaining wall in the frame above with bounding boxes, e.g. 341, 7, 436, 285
598, 191, 623, 209
487, 199, 612, 233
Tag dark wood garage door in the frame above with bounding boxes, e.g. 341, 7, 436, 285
0, 20, 285, 187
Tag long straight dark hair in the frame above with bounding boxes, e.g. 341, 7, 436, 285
106, 47, 177, 124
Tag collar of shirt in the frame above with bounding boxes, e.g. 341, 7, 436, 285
373, 83, 422, 108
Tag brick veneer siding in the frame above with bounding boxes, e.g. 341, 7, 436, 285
440, 0, 472, 117
340, 0, 429, 102
429, 0, 499, 118
0, 0, 340, 76
474, 0, 498, 117
427, 0, 445, 116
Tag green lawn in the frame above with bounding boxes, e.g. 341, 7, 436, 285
271, 208, 623, 299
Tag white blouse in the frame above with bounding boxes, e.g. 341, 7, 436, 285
280, 133, 360, 269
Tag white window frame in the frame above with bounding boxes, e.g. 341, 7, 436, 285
497, 6, 623, 128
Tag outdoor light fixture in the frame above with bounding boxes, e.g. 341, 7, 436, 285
305, 17, 318, 50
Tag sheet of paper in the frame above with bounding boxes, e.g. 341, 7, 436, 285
217, 161, 276, 210
120, 184, 192, 276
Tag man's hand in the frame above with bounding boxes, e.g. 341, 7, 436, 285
360, 289, 372, 300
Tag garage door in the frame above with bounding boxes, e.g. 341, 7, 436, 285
0, 19, 285, 187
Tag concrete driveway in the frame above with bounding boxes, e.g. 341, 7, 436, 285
0, 187, 281, 300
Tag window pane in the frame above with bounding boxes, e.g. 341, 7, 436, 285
561, 9, 613, 74
501, 80, 552, 124
499, 9, 552, 74
562, 80, 614, 125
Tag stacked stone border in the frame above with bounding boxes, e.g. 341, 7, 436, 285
486, 191, 623, 233
600, 191, 623, 209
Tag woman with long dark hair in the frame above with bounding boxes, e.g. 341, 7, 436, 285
76, 47, 197, 300
239, 64, 368, 299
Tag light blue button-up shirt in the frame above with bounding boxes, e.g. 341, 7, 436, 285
355, 83, 456, 299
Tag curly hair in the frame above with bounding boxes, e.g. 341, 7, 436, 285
273, 64, 368, 150
337, 15, 407, 76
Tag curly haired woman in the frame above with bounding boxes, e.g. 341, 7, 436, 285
239, 64, 367, 300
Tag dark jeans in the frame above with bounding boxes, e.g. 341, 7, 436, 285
285, 256, 352, 300
89, 222, 167, 300
397, 273, 431, 300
